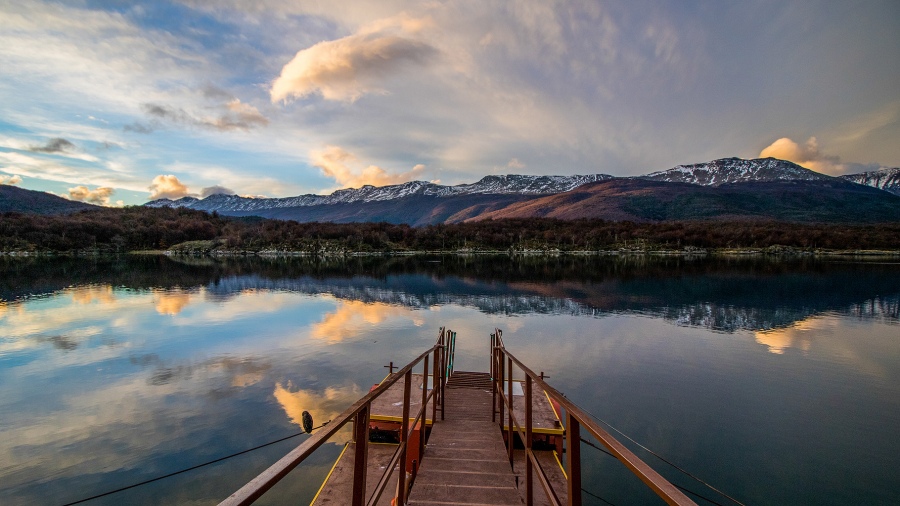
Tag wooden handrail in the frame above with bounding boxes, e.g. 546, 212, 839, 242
492, 328, 697, 506
218, 328, 451, 506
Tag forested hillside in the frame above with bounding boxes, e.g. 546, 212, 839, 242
2, 207, 899, 253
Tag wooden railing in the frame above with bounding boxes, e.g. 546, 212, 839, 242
491, 329, 697, 506
218, 327, 453, 506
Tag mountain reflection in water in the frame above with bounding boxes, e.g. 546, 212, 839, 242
0, 254, 897, 506
2, 255, 897, 332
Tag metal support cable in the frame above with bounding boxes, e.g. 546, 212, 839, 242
579, 437, 728, 506
581, 487, 618, 506
59, 422, 331, 506
570, 401, 748, 506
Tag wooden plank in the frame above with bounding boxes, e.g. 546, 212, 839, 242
499, 381, 563, 436
311, 443, 398, 506
512, 450, 568, 506
370, 373, 434, 425
408, 373, 523, 505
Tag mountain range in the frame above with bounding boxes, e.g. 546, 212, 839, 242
2, 157, 899, 223
0, 184, 94, 214
143, 158, 900, 224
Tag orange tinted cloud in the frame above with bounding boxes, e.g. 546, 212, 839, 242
154, 292, 192, 315
0, 174, 22, 185
311, 300, 422, 342
68, 185, 116, 206
759, 136, 846, 175
70, 285, 116, 305
310, 145, 425, 189
270, 14, 436, 102
754, 317, 832, 354
273, 381, 364, 439
148, 174, 190, 200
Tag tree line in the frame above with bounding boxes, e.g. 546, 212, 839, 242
1, 206, 899, 253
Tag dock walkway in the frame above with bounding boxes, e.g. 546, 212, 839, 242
408, 371, 523, 505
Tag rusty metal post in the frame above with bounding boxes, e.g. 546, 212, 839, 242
566, 413, 582, 506
525, 375, 533, 506
397, 370, 412, 505
507, 355, 514, 469
352, 405, 370, 506
420, 354, 429, 465
491, 334, 496, 423
497, 349, 505, 428
441, 341, 447, 420
432, 346, 439, 425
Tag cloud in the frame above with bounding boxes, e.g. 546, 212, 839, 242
200, 185, 236, 197
68, 185, 115, 205
0, 174, 23, 185
310, 145, 425, 189
271, 15, 437, 102
0, 151, 145, 191
273, 381, 362, 440
507, 158, 525, 169
218, 99, 269, 130
123, 121, 159, 134
201, 84, 233, 100
141, 100, 268, 132
30, 138, 75, 153
310, 300, 421, 343
148, 174, 191, 200
154, 292, 193, 316
760, 137, 848, 176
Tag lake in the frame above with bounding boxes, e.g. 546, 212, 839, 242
0, 254, 897, 505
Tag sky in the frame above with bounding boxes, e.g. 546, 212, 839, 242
0, 1, 898, 206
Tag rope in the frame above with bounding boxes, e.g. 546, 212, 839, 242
60, 421, 330, 506
569, 400, 749, 506
581, 487, 618, 505
579, 437, 729, 506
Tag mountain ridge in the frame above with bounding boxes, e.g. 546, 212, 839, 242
146, 173, 614, 213
0, 185, 97, 214
146, 157, 899, 215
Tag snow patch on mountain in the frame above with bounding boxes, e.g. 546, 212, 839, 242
840, 167, 900, 196
145, 174, 614, 212
639, 157, 832, 186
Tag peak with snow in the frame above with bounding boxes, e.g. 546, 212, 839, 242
638, 157, 833, 186
144, 157, 900, 216
145, 174, 615, 212
840, 167, 900, 196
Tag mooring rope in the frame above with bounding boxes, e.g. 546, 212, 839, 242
60, 421, 330, 506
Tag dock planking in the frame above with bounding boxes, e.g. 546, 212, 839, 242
310, 371, 568, 505
408, 372, 523, 505
310, 443, 397, 506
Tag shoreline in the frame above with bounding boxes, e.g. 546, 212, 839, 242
2, 247, 899, 258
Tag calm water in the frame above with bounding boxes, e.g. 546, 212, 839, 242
0, 255, 898, 505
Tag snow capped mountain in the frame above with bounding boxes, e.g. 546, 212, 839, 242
638, 157, 833, 186
145, 174, 614, 212
840, 167, 900, 196
143, 158, 899, 217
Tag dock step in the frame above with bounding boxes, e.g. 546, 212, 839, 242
409, 372, 522, 505
446, 371, 493, 390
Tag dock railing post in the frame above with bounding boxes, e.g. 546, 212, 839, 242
496, 348, 506, 432
397, 370, 412, 505
525, 375, 533, 506
420, 354, 429, 465
432, 346, 439, 426
441, 341, 447, 420
566, 413, 582, 506
491, 333, 497, 423
352, 405, 370, 506
507, 355, 514, 469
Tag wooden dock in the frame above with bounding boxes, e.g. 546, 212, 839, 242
220, 328, 696, 506
313, 371, 567, 505
408, 371, 523, 505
